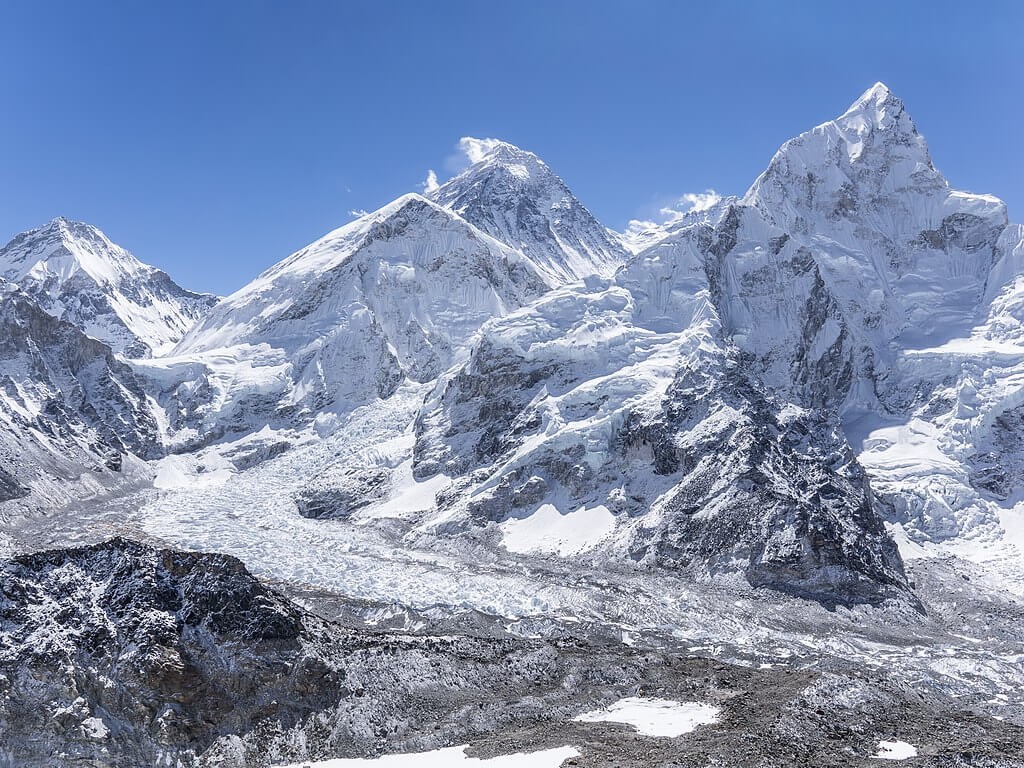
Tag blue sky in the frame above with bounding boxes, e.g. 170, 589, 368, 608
1, 1, 1020, 295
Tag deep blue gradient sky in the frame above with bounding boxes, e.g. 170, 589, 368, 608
1, 1, 1020, 295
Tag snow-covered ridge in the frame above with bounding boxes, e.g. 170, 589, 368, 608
0, 217, 215, 357
145, 194, 554, 448
398, 82, 1023, 597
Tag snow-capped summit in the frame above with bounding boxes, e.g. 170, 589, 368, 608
744, 81, 941, 218
743, 81, 1007, 351
0, 218, 215, 357
429, 137, 628, 283
837, 82, 917, 140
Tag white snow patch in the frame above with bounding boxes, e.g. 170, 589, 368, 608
574, 697, 720, 737
500, 503, 616, 556
273, 744, 579, 767
81, 716, 109, 739
872, 740, 918, 760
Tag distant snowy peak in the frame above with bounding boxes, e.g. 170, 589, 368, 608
429, 137, 628, 283
0, 218, 215, 357
744, 81, 1004, 227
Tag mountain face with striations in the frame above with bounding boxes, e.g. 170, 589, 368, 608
0, 278, 158, 509
0, 218, 216, 358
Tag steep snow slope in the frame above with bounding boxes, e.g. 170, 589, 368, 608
0, 218, 215, 357
430, 138, 628, 282
148, 195, 551, 448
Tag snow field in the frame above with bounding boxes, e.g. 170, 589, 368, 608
573, 697, 720, 737
872, 740, 918, 760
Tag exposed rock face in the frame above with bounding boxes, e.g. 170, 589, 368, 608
295, 466, 391, 519
624, 363, 906, 602
0, 538, 339, 766
0, 464, 28, 502
0, 218, 215, 358
0, 280, 159, 504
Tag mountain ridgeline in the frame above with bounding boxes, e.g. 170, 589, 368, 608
2, 83, 1022, 606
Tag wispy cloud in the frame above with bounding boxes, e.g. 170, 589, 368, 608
631, 189, 723, 229
661, 189, 722, 217
621, 190, 725, 249
438, 136, 506, 176
458, 137, 503, 164
348, 209, 369, 218
421, 169, 440, 194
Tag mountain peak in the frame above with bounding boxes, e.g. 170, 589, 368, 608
1, 218, 139, 288
458, 136, 543, 167
0, 219, 214, 357
444, 137, 552, 191
851, 81, 897, 108
39, 215, 105, 241
429, 138, 627, 282
744, 82, 937, 213
835, 81, 917, 139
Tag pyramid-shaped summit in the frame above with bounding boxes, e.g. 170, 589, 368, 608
429, 137, 628, 283
0, 218, 215, 357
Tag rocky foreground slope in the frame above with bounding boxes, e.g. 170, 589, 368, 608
0, 539, 1020, 767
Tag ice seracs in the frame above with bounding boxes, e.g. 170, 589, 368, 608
0, 217, 215, 357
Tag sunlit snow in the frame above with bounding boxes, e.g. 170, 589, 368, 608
574, 697, 720, 737
872, 740, 919, 760
499, 503, 616, 556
